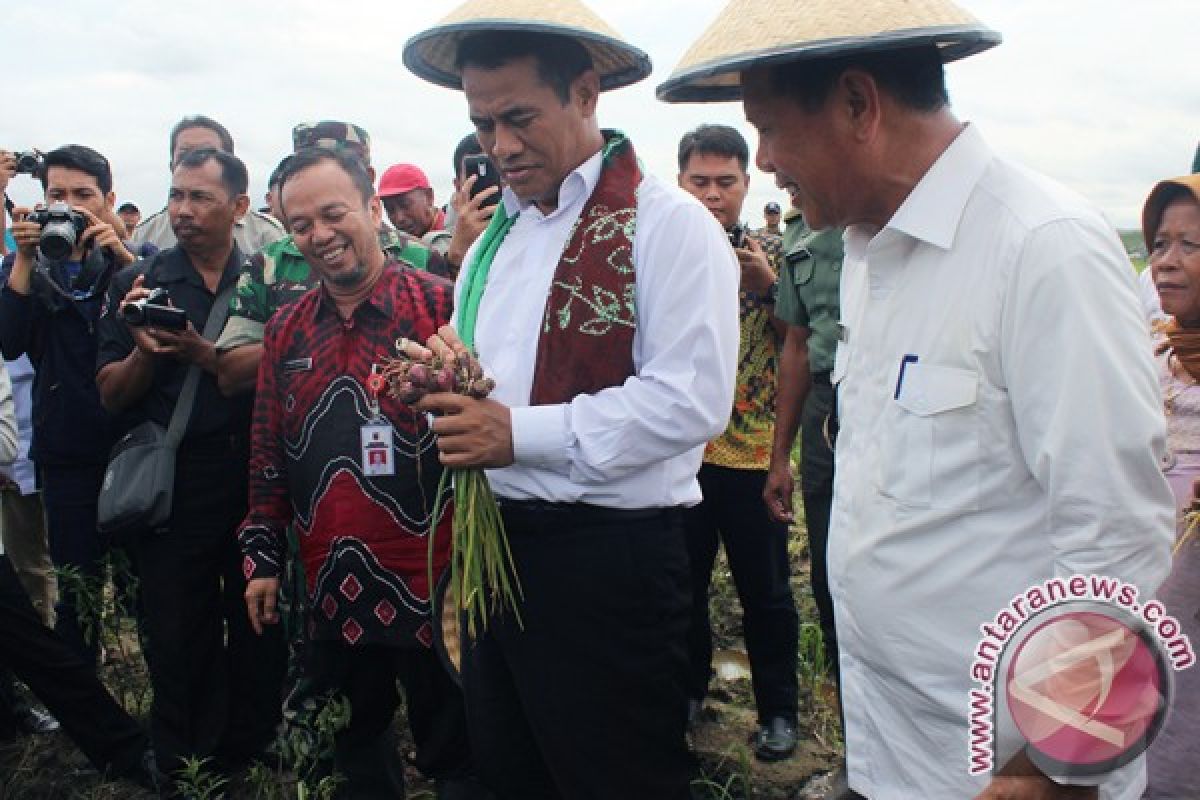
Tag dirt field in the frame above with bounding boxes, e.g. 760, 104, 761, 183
0, 511, 841, 799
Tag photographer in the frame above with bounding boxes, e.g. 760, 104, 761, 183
675, 124, 799, 761
0, 144, 151, 661
96, 147, 284, 781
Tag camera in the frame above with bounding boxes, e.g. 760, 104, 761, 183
728, 223, 748, 250
27, 202, 89, 262
13, 150, 44, 177
119, 288, 188, 330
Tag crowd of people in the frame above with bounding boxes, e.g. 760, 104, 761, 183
0, 0, 1196, 799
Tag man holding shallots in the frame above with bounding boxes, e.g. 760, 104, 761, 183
401, 2, 740, 798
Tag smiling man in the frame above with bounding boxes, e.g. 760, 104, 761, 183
661, 2, 1174, 799
237, 147, 482, 799
403, 2, 739, 797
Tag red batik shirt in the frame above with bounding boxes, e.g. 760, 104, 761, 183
239, 263, 453, 649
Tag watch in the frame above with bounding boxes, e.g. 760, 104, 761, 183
763, 278, 779, 305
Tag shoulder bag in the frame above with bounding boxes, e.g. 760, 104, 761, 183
97, 281, 236, 536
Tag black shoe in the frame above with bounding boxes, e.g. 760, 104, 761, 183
751, 716, 798, 762
16, 706, 59, 735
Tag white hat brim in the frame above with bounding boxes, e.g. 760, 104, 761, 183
404, 19, 652, 92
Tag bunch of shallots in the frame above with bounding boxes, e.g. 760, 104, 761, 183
379, 338, 521, 638
379, 343, 495, 404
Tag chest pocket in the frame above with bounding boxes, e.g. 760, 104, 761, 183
790, 249, 816, 285
876, 363, 981, 510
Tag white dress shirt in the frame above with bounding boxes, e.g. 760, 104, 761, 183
830, 124, 1174, 799
0, 362, 17, 557
454, 147, 739, 507
1138, 266, 1168, 325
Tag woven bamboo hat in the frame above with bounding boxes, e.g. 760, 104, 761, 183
657, 0, 1000, 103
403, 0, 652, 92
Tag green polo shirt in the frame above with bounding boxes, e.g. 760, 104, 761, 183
215, 229, 433, 351
775, 210, 843, 376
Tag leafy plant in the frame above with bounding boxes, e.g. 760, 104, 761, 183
173, 757, 228, 800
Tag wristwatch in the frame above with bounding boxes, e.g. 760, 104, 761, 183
761, 277, 779, 305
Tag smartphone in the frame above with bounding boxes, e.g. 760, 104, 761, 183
462, 154, 501, 208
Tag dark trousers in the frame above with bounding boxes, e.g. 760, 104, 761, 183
40, 462, 108, 662
461, 503, 695, 800
305, 640, 474, 799
0, 554, 147, 774
684, 465, 799, 723
800, 381, 839, 687
136, 441, 286, 776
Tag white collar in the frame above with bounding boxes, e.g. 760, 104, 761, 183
884, 123, 993, 251
500, 148, 605, 220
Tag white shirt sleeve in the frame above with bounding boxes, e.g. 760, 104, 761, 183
509, 198, 740, 484
0, 362, 18, 466
1001, 218, 1174, 593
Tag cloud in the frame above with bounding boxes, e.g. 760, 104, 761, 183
3, 0, 1195, 230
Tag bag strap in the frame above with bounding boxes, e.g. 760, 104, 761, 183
164, 279, 238, 448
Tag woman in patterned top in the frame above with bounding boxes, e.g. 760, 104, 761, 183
1142, 173, 1200, 800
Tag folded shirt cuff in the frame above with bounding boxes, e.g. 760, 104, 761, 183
510, 403, 570, 471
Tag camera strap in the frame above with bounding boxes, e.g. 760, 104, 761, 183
34, 248, 115, 304
164, 282, 237, 449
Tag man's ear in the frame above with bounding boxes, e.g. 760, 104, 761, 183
233, 193, 251, 220
836, 69, 882, 143
368, 194, 384, 226
105, 191, 116, 210
573, 69, 601, 117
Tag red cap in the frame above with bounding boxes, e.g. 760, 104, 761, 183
378, 163, 432, 198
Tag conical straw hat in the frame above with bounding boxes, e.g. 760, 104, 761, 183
404, 0, 652, 92
657, 0, 1000, 103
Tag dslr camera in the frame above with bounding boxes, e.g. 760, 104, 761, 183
728, 223, 748, 250
27, 201, 89, 262
13, 150, 45, 177
119, 288, 188, 330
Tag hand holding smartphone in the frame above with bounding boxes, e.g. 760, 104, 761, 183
462, 154, 501, 208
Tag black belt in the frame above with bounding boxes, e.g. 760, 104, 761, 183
811, 370, 832, 386
495, 498, 678, 527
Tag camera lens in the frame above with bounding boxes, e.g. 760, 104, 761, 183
38, 220, 77, 261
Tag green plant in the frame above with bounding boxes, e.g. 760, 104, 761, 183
797, 622, 829, 692
274, 691, 350, 799
173, 757, 229, 800
691, 743, 753, 799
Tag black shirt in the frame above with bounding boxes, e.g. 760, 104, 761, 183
97, 245, 252, 443
0, 251, 122, 465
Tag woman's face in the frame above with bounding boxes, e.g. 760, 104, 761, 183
1151, 197, 1200, 325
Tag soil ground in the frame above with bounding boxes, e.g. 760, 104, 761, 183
0, 502, 841, 799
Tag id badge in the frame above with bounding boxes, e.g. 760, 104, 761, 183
360, 421, 395, 477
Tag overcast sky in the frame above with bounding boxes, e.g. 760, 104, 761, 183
2, 0, 1196, 231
